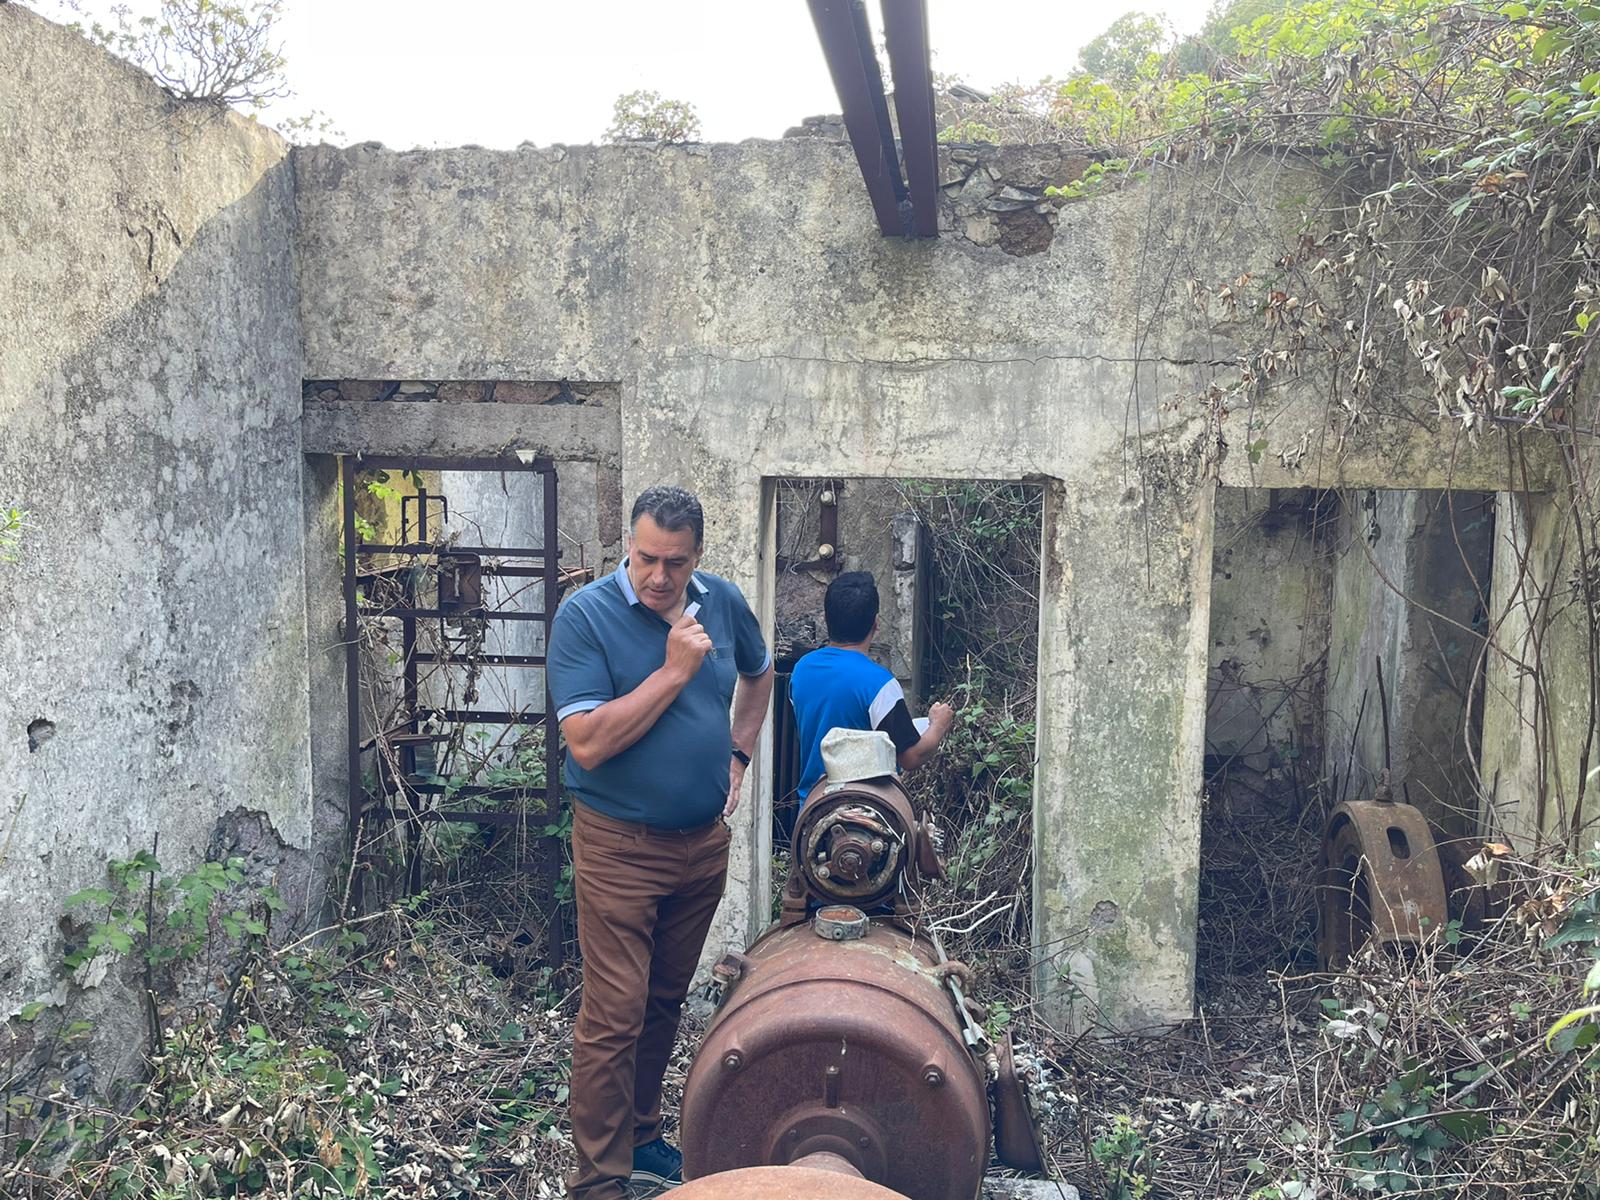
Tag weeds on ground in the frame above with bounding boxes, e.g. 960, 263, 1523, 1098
1030, 845, 1600, 1199
3, 871, 582, 1198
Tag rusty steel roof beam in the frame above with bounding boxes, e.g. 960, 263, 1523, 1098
880, 0, 940, 237
806, 0, 910, 237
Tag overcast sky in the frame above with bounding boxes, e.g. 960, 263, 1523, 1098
29, 0, 1217, 146
247, 1, 1216, 148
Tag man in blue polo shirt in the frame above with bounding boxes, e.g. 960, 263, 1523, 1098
548, 485, 772, 1200
790, 571, 954, 805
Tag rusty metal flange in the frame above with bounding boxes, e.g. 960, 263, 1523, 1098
796, 778, 924, 908
1318, 798, 1448, 970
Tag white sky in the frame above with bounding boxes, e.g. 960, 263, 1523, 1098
251, 1, 1216, 148
28, 0, 1216, 146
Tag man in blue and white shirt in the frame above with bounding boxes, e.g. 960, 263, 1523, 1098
789, 571, 954, 804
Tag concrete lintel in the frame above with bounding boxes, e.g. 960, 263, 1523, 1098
301, 400, 621, 466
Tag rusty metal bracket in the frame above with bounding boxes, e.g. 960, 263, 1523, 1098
779, 479, 844, 574
1318, 796, 1448, 969
991, 1033, 1046, 1173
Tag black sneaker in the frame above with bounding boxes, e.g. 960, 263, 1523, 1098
630, 1137, 683, 1188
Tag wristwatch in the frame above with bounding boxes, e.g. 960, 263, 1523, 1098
731, 747, 752, 767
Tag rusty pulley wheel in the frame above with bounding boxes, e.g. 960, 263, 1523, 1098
672, 1165, 906, 1200
1318, 799, 1447, 970
796, 779, 921, 907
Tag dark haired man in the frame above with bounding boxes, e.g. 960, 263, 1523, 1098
789, 570, 953, 805
548, 485, 774, 1199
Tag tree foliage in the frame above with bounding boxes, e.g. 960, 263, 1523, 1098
31, 0, 291, 108
1079, 10, 1174, 83
945, 0, 1600, 441
603, 89, 702, 143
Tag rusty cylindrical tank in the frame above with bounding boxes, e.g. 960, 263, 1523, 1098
671, 1165, 907, 1200
679, 916, 991, 1199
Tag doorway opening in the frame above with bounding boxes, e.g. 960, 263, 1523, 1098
767, 476, 1044, 984
1200, 486, 1493, 990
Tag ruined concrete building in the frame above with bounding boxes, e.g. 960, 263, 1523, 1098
2, 6, 1590, 1093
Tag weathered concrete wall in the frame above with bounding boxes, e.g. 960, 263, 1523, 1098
1481, 485, 1600, 847
0, 8, 322, 1086
294, 138, 1353, 1029
1, 0, 1553, 1039
1208, 489, 1333, 785
1323, 491, 1493, 843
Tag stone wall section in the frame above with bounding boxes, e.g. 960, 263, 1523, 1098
0, 7, 323, 1091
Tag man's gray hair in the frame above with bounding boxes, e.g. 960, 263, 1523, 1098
630, 485, 704, 548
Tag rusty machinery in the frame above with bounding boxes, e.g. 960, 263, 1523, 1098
1318, 774, 1451, 970
677, 777, 1044, 1199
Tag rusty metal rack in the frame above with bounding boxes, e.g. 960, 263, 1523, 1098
340, 455, 576, 957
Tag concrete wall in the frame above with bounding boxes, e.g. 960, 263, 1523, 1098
0, 7, 325, 1087
1323, 491, 1493, 843
292, 137, 1366, 1029
1481, 487, 1600, 847
3, 4, 1568, 1043
1207, 489, 1334, 796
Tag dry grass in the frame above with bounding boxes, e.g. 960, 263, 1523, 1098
5, 831, 1597, 1200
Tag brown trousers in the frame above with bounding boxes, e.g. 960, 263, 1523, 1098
567, 803, 731, 1200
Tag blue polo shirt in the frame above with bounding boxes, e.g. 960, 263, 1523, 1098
548, 562, 771, 828
789, 646, 919, 804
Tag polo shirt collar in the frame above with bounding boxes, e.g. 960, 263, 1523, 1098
614, 559, 709, 609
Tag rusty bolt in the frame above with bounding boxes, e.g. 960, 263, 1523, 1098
870, 839, 885, 854
924, 1067, 944, 1087
722, 1051, 744, 1071
817, 866, 831, 879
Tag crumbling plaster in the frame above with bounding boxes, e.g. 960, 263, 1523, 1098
0, 7, 329, 1082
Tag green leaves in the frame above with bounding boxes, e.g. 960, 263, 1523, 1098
58, 851, 276, 982
1547, 1013, 1600, 1051
65, 887, 115, 909
0, 506, 27, 563
1091, 1114, 1154, 1200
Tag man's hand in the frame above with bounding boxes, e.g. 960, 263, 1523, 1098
665, 612, 713, 682
724, 755, 747, 818
899, 700, 957, 772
